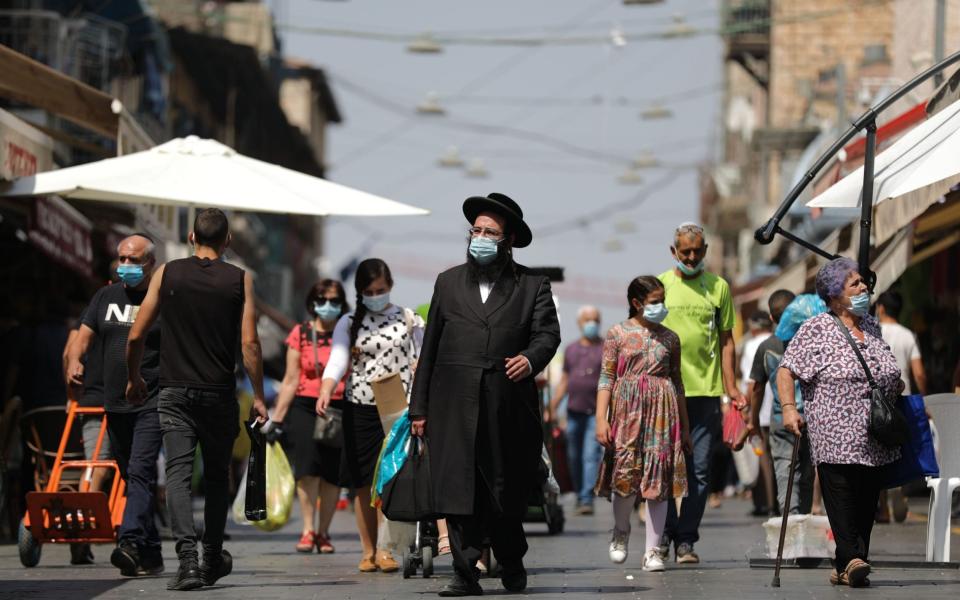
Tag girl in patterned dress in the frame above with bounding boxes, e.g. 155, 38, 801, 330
595, 275, 691, 572
319, 259, 425, 574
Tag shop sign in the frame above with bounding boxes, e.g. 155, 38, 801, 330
28, 196, 93, 277
0, 108, 52, 180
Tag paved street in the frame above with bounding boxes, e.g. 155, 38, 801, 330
1, 493, 957, 599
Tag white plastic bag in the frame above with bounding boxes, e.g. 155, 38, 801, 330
763, 515, 835, 559
732, 438, 760, 487
232, 466, 252, 525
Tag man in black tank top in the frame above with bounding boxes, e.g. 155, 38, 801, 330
126, 208, 267, 591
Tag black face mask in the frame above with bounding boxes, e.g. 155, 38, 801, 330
466, 238, 512, 282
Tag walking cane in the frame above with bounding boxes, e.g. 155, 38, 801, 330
771, 431, 802, 588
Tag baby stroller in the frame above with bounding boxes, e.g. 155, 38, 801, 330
401, 518, 439, 578
522, 442, 565, 535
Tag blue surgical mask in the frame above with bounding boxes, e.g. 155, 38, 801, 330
313, 300, 341, 322
675, 259, 704, 277
848, 292, 871, 317
362, 292, 391, 313
582, 320, 600, 339
117, 264, 145, 287
469, 237, 499, 265
643, 302, 669, 324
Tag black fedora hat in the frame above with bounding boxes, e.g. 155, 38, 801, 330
462, 193, 532, 248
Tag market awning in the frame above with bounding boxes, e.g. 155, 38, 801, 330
808, 97, 960, 246
0, 136, 430, 217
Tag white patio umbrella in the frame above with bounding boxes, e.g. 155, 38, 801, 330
808, 97, 960, 245
0, 136, 429, 217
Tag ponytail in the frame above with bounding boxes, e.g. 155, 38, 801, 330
349, 291, 367, 355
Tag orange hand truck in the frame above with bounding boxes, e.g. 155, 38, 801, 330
18, 401, 126, 567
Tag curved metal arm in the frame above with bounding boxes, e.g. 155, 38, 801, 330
755, 48, 960, 278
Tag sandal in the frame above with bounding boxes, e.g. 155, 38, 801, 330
316, 532, 335, 554
296, 531, 316, 553
438, 534, 451, 556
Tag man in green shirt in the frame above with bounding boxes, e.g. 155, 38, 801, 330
657, 222, 744, 564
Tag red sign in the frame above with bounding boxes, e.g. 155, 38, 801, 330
28, 196, 93, 277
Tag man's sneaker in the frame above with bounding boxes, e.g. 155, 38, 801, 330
655, 535, 672, 560
675, 543, 699, 564
608, 529, 629, 564
110, 542, 140, 576
137, 546, 165, 576
575, 504, 595, 516
642, 549, 665, 572
167, 560, 202, 591
199, 549, 233, 586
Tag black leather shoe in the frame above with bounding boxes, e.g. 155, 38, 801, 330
200, 549, 233, 586
438, 572, 483, 597
500, 562, 527, 593
110, 542, 140, 576
137, 546, 165, 576
167, 560, 203, 591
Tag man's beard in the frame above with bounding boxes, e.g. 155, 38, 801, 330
466, 243, 512, 282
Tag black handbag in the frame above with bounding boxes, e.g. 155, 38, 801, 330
830, 314, 909, 448
244, 420, 268, 521
308, 323, 343, 448
380, 435, 436, 522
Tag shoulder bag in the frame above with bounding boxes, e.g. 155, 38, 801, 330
308, 322, 343, 448
830, 314, 909, 448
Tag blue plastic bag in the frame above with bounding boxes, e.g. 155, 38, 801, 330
881, 394, 939, 489
775, 294, 827, 342
375, 410, 411, 498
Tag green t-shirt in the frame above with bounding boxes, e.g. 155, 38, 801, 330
658, 269, 736, 397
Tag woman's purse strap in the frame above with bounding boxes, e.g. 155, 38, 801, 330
309, 322, 322, 377
829, 313, 877, 390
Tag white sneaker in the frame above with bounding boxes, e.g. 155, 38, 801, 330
642, 549, 665, 572
609, 529, 629, 564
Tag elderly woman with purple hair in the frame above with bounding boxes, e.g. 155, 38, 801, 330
776, 258, 903, 589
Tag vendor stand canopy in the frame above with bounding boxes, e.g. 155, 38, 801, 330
0, 136, 429, 217
808, 98, 960, 247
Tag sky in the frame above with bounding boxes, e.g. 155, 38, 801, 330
269, 0, 723, 343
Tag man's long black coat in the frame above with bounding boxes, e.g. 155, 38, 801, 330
410, 263, 561, 518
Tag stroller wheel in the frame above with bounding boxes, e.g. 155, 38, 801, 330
422, 545, 433, 578
402, 549, 416, 579
18, 519, 41, 567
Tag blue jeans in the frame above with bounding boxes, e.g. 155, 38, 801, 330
664, 397, 721, 547
566, 410, 602, 506
107, 409, 163, 551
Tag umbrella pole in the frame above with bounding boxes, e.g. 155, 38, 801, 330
857, 121, 878, 291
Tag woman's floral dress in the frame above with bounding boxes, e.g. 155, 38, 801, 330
595, 320, 688, 501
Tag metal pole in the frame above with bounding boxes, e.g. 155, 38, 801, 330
935, 0, 946, 86
858, 121, 878, 290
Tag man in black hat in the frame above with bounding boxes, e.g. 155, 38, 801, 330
410, 194, 561, 596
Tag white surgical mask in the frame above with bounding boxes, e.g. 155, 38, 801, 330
362, 292, 391, 312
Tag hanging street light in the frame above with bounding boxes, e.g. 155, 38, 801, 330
609, 25, 627, 49
417, 91, 446, 115
437, 146, 465, 168
632, 151, 660, 169
623, 0, 665, 5
640, 103, 673, 120
617, 168, 643, 185
603, 238, 625, 252
407, 33, 443, 53
465, 159, 489, 178
663, 15, 696, 38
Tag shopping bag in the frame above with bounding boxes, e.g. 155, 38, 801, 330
880, 394, 940, 489
251, 441, 296, 532
722, 406, 748, 449
380, 436, 436, 522
550, 426, 574, 494
732, 437, 760, 487
232, 466, 252, 525
244, 420, 267, 522
374, 410, 411, 500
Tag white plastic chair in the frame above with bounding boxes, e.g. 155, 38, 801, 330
925, 393, 960, 562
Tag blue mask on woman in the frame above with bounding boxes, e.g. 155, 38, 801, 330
313, 301, 341, 322
848, 292, 871, 317
643, 302, 669, 323
117, 264, 145, 287
362, 293, 391, 312
469, 237, 499, 265
675, 260, 704, 277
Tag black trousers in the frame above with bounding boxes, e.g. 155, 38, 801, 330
107, 408, 163, 550
446, 473, 527, 584
158, 387, 239, 561
817, 463, 883, 572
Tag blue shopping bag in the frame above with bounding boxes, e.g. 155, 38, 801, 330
881, 394, 939, 489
